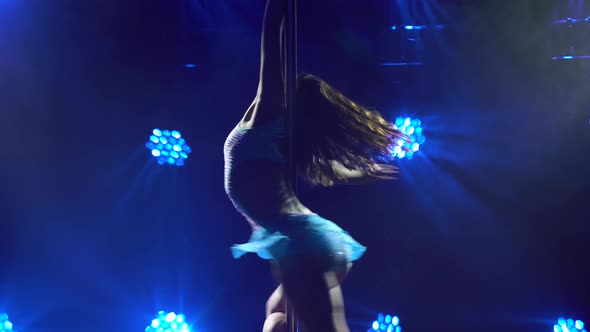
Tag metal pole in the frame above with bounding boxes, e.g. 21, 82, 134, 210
285, 0, 298, 331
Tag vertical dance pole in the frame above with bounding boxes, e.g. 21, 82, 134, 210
285, 0, 298, 331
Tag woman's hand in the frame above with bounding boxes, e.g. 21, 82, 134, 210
332, 161, 399, 185
365, 164, 399, 182
347, 163, 399, 185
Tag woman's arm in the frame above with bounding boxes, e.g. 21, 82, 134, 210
330, 161, 399, 185
256, 0, 287, 104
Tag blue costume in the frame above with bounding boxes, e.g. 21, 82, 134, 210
224, 116, 366, 270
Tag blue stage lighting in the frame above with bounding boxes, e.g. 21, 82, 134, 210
146, 311, 191, 332
368, 313, 401, 332
392, 116, 426, 160
554, 317, 587, 332
390, 24, 445, 31
146, 129, 192, 166
552, 55, 590, 60
0, 312, 14, 332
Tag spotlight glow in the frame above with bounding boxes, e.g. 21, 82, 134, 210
551, 55, 590, 60
146, 129, 192, 166
554, 317, 586, 332
390, 24, 445, 31
0, 312, 14, 332
146, 311, 191, 332
368, 313, 401, 332
392, 116, 426, 160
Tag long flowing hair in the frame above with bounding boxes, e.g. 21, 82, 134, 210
293, 73, 407, 186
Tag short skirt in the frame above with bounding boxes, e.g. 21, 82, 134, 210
231, 213, 366, 271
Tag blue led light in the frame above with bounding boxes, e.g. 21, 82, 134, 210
369, 313, 401, 332
553, 17, 590, 24
146, 129, 191, 167
146, 311, 191, 332
390, 24, 445, 31
0, 312, 14, 332
391, 116, 426, 160
554, 317, 587, 332
552, 55, 590, 60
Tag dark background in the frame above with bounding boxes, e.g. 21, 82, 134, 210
1, 0, 589, 331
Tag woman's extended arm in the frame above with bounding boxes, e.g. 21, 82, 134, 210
256, 0, 287, 103
330, 161, 399, 185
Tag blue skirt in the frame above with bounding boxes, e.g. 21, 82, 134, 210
231, 213, 366, 269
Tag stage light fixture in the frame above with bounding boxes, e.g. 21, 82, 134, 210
146, 129, 192, 166
554, 317, 586, 332
145, 311, 191, 332
368, 313, 401, 332
391, 24, 445, 31
0, 312, 14, 332
392, 116, 426, 160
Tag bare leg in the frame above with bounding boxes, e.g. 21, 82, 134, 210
263, 285, 287, 332
266, 284, 286, 317
327, 282, 350, 332
263, 313, 287, 332
279, 257, 351, 332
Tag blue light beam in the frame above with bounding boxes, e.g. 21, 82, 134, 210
392, 116, 426, 160
145, 311, 192, 332
146, 129, 192, 167
368, 313, 402, 332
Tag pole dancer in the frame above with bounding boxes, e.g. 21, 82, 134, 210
223, 0, 407, 330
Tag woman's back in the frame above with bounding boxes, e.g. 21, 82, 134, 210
223, 112, 311, 227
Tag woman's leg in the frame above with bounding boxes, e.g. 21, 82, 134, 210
279, 257, 351, 332
264, 285, 287, 332
263, 313, 287, 332
327, 280, 349, 332
266, 284, 286, 317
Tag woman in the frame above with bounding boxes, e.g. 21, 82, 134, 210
223, 0, 406, 331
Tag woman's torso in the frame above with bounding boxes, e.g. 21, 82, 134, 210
224, 109, 311, 227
